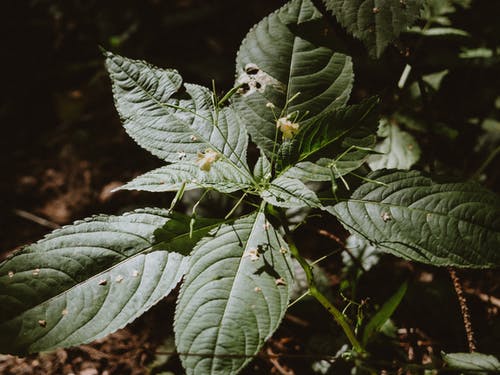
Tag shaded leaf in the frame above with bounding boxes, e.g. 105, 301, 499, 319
367, 120, 421, 170
281, 130, 377, 183
329, 170, 500, 268
362, 282, 407, 345
174, 212, 293, 375
296, 97, 379, 163
324, 0, 424, 57
343, 234, 380, 271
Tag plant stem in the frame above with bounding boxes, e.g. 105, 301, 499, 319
473, 144, 500, 179
277, 209, 364, 353
448, 268, 476, 352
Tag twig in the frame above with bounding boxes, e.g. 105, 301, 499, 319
13, 209, 61, 230
266, 347, 295, 375
464, 287, 500, 309
317, 228, 367, 273
317, 228, 345, 247
448, 268, 476, 352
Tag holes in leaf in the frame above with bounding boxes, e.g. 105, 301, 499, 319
245, 64, 260, 75
236, 62, 285, 96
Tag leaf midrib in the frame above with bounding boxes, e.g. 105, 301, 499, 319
209, 211, 263, 374
110, 58, 251, 178
2, 219, 222, 324
345, 198, 499, 233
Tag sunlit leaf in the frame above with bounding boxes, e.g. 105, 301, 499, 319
329, 170, 500, 268
0, 209, 219, 355
233, 0, 353, 155
174, 212, 293, 375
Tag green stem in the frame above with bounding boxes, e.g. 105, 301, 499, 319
276, 208, 364, 353
473, 144, 500, 179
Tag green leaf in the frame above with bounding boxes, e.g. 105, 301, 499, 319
328, 170, 500, 268
362, 282, 407, 345
296, 98, 379, 163
443, 352, 500, 372
281, 131, 377, 183
253, 153, 272, 182
367, 120, 421, 170
407, 26, 470, 37
343, 234, 380, 271
174, 212, 293, 375
233, 0, 353, 155
0, 209, 219, 355
105, 52, 249, 171
117, 161, 252, 194
324, 0, 424, 57
262, 176, 321, 208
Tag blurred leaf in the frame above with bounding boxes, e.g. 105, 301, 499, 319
343, 234, 380, 272
443, 352, 500, 372
367, 120, 421, 170
422, 70, 449, 91
362, 282, 407, 345
407, 26, 470, 37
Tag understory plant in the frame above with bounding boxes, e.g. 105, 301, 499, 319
1, 0, 499, 374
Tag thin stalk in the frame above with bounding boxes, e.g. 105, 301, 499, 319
225, 192, 248, 219
169, 182, 186, 213
277, 209, 364, 353
473, 144, 500, 179
448, 268, 476, 352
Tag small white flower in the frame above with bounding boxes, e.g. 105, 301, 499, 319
275, 277, 286, 286
266, 102, 275, 109
196, 149, 221, 171
276, 116, 299, 139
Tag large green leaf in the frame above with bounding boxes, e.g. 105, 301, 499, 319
328, 170, 500, 268
105, 52, 249, 171
367, 120, 421, 170
262, 176, 321, 208
174, 212, 293, 375
233, 0, 353, 155
324, 0, 424, 57
0, 209, 219, 355
117, 160, 252, 194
